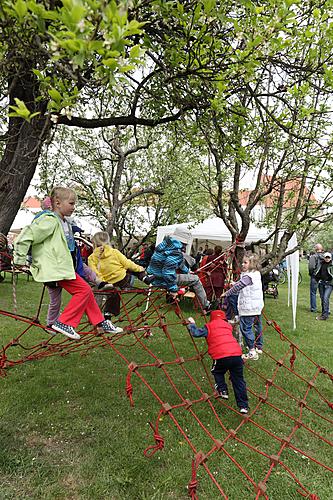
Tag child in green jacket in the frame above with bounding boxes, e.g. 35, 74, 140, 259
14, 187, 122, 340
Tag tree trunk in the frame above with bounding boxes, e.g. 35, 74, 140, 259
0, 116, 51, 234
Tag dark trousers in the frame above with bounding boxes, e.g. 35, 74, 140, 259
104, 271, 146, 316
211, 356, 248, 409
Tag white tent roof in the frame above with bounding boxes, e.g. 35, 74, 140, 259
10, 210, 100, 236
156, 217, 271, 249
10, 209, 36, 231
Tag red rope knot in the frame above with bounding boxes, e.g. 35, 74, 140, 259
290, 346, 296, 370
188, 478, 198, 499
188, 452, 205, 499
235, 235, 245, 248
144, 410, 166, 457
188, 458, 199, 499
143, 431, 165, 457
309, 495, 320, 500
125, 362, 138, 407
327, 401, 333, 410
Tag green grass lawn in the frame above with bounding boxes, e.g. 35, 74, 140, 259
0, 262, 332, 499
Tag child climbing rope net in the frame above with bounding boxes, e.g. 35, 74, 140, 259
0, 251, 332, 499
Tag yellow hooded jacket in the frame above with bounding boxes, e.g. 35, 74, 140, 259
88, 244, 143, 284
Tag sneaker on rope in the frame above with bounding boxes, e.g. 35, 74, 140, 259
255, 347, 263, 355
142, 274, 155, 285
214, 384, 229, 399
242, 348, 259, 361
97, 281, 114, 290
239, 408, 249, 414
51, 321, 81, 340
203, 302, 213, 314
98, 319, 123, 334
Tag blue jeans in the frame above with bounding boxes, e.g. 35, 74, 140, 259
223, 294, 239, 320
318, 281, 333, 319
211, 356, 248, 409
240, 315, 263, 349
310, 275, 318, 311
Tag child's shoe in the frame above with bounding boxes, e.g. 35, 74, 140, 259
214, 384, 229, 399
52, 321, 81, 340
203, 302, 213, 314
142, 274, 155, 285
98, 281, 114, 290
228, 315, 239, 325
255, 347, 263, 355
98, 319, 123, 334
242, 348, 259, 361
239, 407, 249, 414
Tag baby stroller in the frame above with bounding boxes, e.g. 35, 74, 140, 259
262, 267, 280, 299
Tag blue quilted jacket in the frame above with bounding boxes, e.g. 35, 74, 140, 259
147, 237, 189, 292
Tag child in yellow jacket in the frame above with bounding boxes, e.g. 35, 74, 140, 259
88, 232, 153, 317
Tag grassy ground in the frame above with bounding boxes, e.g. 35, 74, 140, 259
0, 261, 332, 499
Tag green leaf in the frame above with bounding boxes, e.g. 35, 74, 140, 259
8, 98, 40, 122
14, 0, 27, 20
102, 58, 118, 70
129, 44, 141, 59
118, 64, 135, 73
48, 88, 62, 102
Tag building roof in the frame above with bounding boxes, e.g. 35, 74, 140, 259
238, 177, 317, 209
22, 196, 41, 209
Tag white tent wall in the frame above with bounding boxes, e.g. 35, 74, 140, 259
10, 210, 100, 236
156, 217, 271, 252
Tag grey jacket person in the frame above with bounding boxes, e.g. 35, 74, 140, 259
308, 252, 323, 276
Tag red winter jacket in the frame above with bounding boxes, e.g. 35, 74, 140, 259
206, 318, 242, 360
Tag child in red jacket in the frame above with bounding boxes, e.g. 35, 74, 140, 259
187, 310, 249, 414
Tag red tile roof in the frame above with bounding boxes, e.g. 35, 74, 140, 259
239, 177, 317, 209
22, 197, 41, 209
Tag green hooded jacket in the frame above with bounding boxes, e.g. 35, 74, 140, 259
14, 211, 76, 282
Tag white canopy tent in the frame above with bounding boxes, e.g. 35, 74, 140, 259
10, 210, 100, 236
156, 217, 271, 253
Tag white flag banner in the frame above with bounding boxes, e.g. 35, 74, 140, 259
286, 233, 299, 330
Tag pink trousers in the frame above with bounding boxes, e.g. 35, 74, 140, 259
47, 265, 99, 326
48, 273, 104, 328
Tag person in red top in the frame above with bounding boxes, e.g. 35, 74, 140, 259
187, 310, 249, 414
203, 245, 228, 301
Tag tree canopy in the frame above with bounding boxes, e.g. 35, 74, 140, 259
1, 0, 333, 249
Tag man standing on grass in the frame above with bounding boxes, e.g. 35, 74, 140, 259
314, 252, 333, 321
308, 243, 323, 313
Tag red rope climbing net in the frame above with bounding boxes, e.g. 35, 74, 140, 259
0, 251, 332, 499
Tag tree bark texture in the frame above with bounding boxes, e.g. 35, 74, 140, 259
0, 115, 51, 234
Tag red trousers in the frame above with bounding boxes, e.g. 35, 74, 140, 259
57, 273, 104, 328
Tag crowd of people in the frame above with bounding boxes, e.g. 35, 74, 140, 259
1, 186, 331, 415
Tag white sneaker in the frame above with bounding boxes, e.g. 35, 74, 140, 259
98, 319, 123, 334
255, 347, 263, 354
228, 315, 239, 325
52, 321, 81, 340
239, 408, 249, 414
242, 348, 259, 361
97, 282, 114, 290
